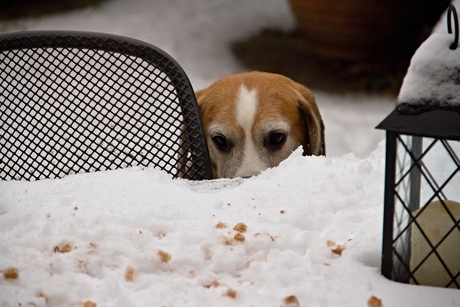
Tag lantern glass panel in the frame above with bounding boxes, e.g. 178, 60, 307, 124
392, 134, 460, 288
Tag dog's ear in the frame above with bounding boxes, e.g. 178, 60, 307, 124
194, 89, 205, 113
195, 89, 215, 123
293, 84, 325, 156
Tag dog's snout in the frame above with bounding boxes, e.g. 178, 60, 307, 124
233, 166, 263, 179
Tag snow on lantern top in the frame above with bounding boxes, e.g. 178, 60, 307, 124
397, 5, 460, 114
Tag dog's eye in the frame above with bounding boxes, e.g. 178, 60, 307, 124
266, 131, 286, 151
211, 134, 231, 152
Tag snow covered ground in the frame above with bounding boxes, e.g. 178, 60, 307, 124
1, 0, 460, 306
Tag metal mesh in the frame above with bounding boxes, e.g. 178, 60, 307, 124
388, 135, 460, 288
0, 31, 212, 181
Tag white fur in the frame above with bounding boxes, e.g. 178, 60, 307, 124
234, 86, 266, 177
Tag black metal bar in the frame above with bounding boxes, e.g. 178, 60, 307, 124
448, 5, 459, 50
382, 131, 398, 279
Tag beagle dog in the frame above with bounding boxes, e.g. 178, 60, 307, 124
195, 71, 325, 179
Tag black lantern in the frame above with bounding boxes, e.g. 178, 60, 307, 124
377, 5, 460, 289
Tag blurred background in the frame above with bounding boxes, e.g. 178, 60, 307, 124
0, 0, 453, 157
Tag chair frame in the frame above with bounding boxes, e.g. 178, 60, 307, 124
0, 30, 212, 180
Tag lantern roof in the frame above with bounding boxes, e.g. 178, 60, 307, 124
376, 108, 460, 140
377, 6, 460, 139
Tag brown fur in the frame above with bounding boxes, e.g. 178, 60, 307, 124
195, 72, 325, 178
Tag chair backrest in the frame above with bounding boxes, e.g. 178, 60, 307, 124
0, 31, 212, 181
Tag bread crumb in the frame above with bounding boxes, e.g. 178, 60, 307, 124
233, 222, 247, 233
203, 281, 220, 288
283, 295, 300, 307
234, 233, 245, 242
89, 242, 98, 249
280, 210, 285, 214
326, 240, 335, 247
158, 250, 171, 263
55, 242, 73, 254
215, 222, 227, 229
3, 267, 19, 279
331, 245, 346, 256
367, 295, 383, 307
223, 288, 237, 299
124, 265, 134, 282
83, 301, 97, 307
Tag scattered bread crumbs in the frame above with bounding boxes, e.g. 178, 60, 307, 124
158, 250, 171, 263
234, 233, 245, 242
83, 301, 97, 307
58, 242, 73, 253
223, 288, 237, 299
327, 240, 346, 255
203, 281, 220, 288
283, 295, 300, 307
215, 222, 227, 229
3, 267, 19, 279
367, 295, 383, 307
124, 266, 134, 282
331, 245, 346, 256
233, 222, 247, 233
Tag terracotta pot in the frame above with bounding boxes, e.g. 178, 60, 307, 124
288, 0, 450, 60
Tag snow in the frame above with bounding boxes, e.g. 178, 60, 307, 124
0, 146, 458, 307
397, 33, 460, 110
1, 0, 460, 306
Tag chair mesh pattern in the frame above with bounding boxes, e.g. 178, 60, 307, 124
0, 31, 212, 181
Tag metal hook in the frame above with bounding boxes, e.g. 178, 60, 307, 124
447, 4, 459, 50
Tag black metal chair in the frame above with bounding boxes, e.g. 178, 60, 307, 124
0, 31, 212, 181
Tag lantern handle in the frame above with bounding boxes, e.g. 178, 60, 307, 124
447, 4, 459, 50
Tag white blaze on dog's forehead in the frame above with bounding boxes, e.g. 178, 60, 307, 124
234, 85, 266, 177
235, 85, 258, 129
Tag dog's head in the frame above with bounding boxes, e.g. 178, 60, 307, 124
196, 72, 325, 179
